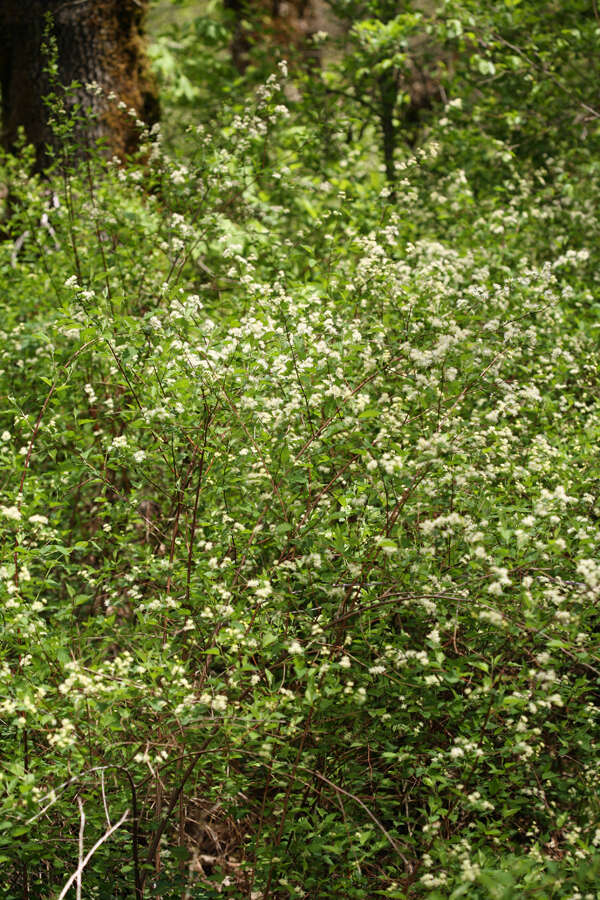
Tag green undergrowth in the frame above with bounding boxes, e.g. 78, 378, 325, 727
1, 27, 600, 900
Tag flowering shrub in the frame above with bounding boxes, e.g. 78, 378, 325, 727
1, 16, 600, 899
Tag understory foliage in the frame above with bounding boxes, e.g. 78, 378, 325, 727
1, 3, 600, 898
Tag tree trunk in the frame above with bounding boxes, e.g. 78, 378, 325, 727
223, 0, 252, 73
379, 69, 398, 200
224, 0, 334, 73
0, 0, 158, 170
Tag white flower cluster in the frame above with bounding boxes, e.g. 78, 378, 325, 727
0, 505, 20, 521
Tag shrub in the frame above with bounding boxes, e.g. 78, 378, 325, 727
1, 17, 600, 899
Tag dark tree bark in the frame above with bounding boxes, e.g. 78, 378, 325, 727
378, 69, 399, 200
224, 0, 332, 73
0, 0, 159, 170
223, 0, 252, 74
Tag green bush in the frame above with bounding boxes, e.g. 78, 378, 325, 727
1, 5, 600, 897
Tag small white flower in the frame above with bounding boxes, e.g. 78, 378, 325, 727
355, 687, 367, 704
211, 694, 227, 712
28, 514, 49, 525
256, 581, 273, 599
1, 505, 21, 521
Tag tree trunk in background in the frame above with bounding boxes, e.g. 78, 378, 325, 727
0, 0, 159, 170
223, 0, 252, 73
378, 69, 399, 200
224, 0, 336, 72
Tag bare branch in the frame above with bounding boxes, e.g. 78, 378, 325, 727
57, 810, 130, 900
76, 797, 85, 900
